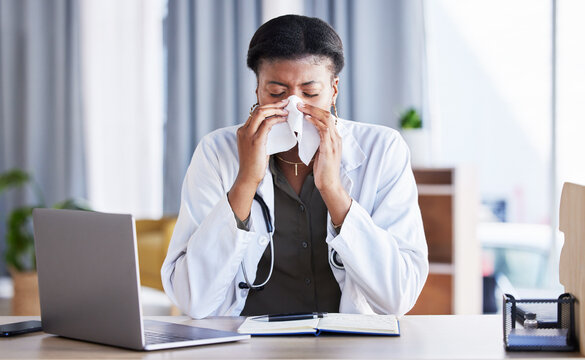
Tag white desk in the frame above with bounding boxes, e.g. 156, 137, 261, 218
0, 315, 582, 359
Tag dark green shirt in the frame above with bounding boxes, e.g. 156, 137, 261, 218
240, 157, 341, 316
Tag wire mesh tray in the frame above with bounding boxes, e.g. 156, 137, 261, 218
503, 293, 577, 351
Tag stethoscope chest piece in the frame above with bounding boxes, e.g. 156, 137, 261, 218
329, 249, 344, 270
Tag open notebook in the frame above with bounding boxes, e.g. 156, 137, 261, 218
237, 313, 399, 336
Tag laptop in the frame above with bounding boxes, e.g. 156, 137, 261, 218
32, 208, 249, 351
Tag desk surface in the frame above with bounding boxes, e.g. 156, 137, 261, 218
0, 315, 582, 359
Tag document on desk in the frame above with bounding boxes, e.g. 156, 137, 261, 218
237, 313, 400, 336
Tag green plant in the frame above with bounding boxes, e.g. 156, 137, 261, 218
0, 168, 90, 272
399, 107, 422, 129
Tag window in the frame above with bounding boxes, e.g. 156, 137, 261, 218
425, 0, 556, 292
81, 0, 164, 219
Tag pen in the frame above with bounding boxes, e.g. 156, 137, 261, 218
251, 312, 327, 322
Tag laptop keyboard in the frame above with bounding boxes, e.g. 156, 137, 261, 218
144, 330, 193, 344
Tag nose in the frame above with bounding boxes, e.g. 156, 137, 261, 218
289, 89, 302, 99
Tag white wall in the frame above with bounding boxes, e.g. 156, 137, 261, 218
557, 0, 585, 189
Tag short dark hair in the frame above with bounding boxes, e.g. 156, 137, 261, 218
247, 15, 344, 77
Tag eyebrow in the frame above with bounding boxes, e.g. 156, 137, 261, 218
267, 80, 320, 87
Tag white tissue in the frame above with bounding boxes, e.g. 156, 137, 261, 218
265, 95, 321, 165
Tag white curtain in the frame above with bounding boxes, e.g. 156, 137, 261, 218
80, 0, 164, 219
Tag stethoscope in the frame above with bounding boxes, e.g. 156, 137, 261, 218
238, 194, 274, 291
237, 193, 345, 291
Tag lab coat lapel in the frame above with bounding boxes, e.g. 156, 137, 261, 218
240, 166, 274, 288
254, 166, 275, 234
337, 119, 366, 194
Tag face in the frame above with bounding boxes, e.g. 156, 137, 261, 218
256, 56, 339, 111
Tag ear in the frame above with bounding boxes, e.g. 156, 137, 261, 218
331, 76, 340, 105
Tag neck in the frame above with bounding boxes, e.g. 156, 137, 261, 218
274, 149, 313, 178
273, 154, 312, 195
277, 146, 303, 163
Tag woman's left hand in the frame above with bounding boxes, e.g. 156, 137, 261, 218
298, 102, 352, 226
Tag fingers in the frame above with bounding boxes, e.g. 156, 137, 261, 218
299, 102, 340, 153
304, 111, 342, 160
238, 115, 287, 149
297, 102, 336, 127
304, 112, 340, 142
245, 99, 289, 132
304, 114, 328, 132
256, 115, 287, 140
237, 100, 287, 160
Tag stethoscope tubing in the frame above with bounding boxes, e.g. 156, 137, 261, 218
240, 194, 274, 290
239, 193, 345, 291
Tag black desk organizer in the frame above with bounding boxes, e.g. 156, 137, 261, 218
503, 293, 577, 351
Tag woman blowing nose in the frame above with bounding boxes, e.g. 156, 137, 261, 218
162, 15, 428, 318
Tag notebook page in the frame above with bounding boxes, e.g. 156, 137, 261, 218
317, 313, 398, 334
237, 317, 320, 334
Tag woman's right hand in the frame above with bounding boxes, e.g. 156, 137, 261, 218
228, 99, 289, 221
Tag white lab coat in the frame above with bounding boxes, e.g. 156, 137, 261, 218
161, 119, 429, 319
